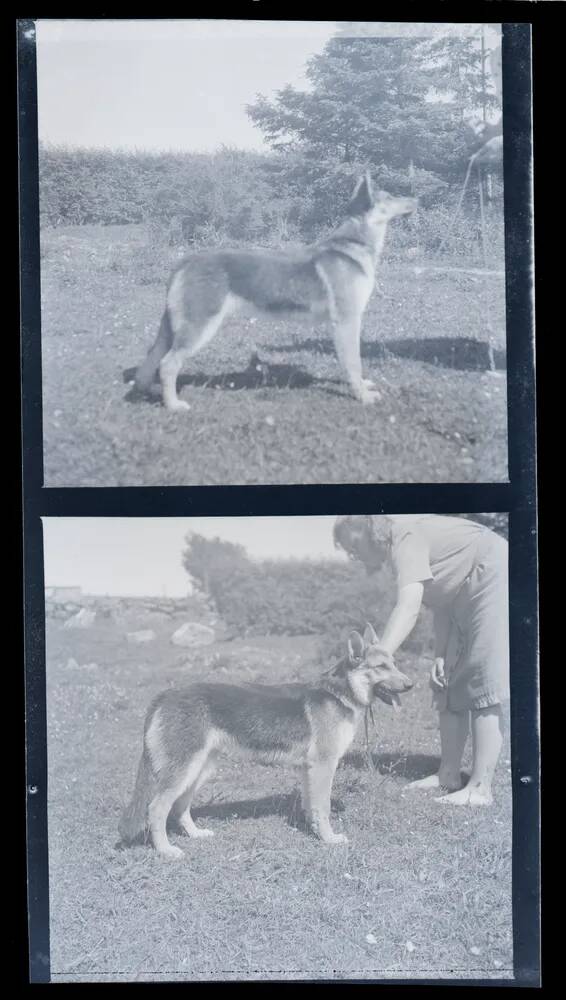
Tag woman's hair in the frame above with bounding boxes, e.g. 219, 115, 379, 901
333, 515, 393, 556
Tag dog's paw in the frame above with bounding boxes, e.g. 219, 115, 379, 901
359, 386, 381, 405
158, 844, 185, 861
323, 832, 349, 846
164, 399, 191, 413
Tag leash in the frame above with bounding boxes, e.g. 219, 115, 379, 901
364, 704, 377, 772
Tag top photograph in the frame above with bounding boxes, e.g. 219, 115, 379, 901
32, 19, 512, 486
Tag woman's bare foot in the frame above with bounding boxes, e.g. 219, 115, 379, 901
434, 785, 492, 806
406, 773, 463, 793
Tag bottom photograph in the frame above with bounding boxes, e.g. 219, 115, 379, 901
41, 513, 512, 982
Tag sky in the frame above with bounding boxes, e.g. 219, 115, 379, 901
35, 20, 335, 153
34, 19, 500, 154
42, 517, 347, 597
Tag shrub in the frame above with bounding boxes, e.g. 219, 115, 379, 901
38, 143, 504, 260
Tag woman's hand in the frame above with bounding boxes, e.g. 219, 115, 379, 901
430, 657, 446, 689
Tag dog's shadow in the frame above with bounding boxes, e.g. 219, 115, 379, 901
114, 791, 347, 851
191, 790, 345, 832
343, 751, 441, 778
264, 337, 506, 373
123, 335, 506, 406
122, 353, 324, 403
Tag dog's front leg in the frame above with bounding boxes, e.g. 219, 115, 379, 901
305, 757, 348, 845
333, 317, 381, 405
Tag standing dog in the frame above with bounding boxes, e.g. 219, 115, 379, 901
119, 625, 412, 858
131, 173, 416, 410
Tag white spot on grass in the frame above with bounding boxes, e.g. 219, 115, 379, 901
365, 933, 377, 945
470, 945, 481, 956
406, 941, 415, 953
265, 416, 275, 427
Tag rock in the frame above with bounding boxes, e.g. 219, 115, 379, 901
63, 608, 96, 629
171, 622, 215, 648
126, 629, 156, 644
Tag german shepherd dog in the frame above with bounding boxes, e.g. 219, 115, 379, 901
119, 625, 412, 858
130, 173, 416, 411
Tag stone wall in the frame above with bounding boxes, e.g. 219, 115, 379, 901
45, 592, 217, 625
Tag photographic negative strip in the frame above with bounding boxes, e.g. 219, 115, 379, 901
19, 14, 539, 987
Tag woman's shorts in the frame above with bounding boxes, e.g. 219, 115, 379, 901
434, 531, 510, 713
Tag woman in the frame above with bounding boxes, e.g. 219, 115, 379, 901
333, 514, 509, 806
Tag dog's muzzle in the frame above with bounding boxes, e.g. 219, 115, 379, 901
373, 678, 413, 710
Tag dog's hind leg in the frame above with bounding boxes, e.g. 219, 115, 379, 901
333, 316, 381, 405
148, 750, 210, 859
174, 756, 216, 839
159, 342, 194, 413
134, 310, 174, 395
300, 762, 313, 824
159, 297, 239, 412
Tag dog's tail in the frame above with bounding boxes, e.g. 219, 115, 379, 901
133, 308, 174, 394
118, 749, 156, 844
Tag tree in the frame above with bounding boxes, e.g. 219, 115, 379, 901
246, 32, 491, 193
182, 533, 249, 595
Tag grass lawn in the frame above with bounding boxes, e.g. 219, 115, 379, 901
45, 612, 513, 982
40, 225, 508, 486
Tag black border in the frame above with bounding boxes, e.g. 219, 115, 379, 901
19, 12, 539, 987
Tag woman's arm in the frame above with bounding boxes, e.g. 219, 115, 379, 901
380, 582, 424, 656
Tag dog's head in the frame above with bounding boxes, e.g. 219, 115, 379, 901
345, 623, 413, 709
349, 171, 417, 224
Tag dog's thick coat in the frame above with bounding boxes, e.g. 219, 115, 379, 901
132, 173, 416, 410
119, 625, 412, 858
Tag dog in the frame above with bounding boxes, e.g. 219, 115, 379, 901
129, 173, 416, 411
118, 624, 413, 858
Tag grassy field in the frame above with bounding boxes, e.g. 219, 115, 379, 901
45, 608, 513, 982
40, 225, 508, 486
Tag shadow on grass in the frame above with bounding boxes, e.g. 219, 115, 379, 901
263, 336, 506, 372
114, 790, 346, 850
122, 352, 332, 403
343, 751, 441, 779
192, 791, 345, 831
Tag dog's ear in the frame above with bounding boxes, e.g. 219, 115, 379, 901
347, 630, 365, 665
363, 622, 380, 647
348, 171, 374, 215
